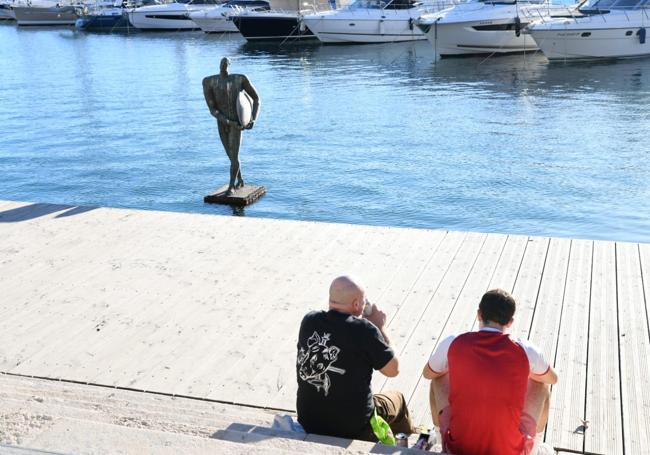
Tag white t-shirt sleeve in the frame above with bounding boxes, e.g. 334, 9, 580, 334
516, 338, 550, 375
427, 334, 456, 374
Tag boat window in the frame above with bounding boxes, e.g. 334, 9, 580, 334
582, 0, 644, 9
383, 0, 421, 9
348, 0, 388, 9
226, 0, 270, 6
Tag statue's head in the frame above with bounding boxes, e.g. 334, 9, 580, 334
220, 57, 230, 74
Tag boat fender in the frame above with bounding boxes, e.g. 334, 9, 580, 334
514, 16, 521, 37
409, 17, 413, 30
640, 27, 646, 44
299, 18, 306, 32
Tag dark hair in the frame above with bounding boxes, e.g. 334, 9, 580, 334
479, 289, 516, 326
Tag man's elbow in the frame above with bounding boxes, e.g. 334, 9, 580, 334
380, 358, 399, 377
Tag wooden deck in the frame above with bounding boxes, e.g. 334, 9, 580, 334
0, 200, 648, 455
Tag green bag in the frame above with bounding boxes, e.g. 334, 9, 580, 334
370, 408, 396, 446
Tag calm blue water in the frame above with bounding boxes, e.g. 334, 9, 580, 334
1, 23, 650, 241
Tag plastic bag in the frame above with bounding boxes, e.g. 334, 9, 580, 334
370, 408, 396, 446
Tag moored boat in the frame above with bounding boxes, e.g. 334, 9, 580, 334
128, 0, 221, 30
416, 0, 573, 56
13, 1, 80, 26
188, 0, 269, 33
302, 0, 444, 44
75, 2, 133, 31
526, 0, 650, 60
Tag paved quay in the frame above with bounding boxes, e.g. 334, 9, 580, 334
1, 199, 649, 455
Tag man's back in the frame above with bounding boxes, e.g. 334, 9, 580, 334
445, 331, 530, 455
296, 310, 393, 438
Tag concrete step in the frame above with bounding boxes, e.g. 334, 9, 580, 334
21, 417, 301, 455
0, 374, 277, 424
1, 374, 444, 455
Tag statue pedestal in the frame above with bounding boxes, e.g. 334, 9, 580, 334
204, 184, 266, 206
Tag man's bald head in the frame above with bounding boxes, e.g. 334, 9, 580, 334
329, 276, 365, 316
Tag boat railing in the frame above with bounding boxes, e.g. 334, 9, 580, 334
525, 1, 649, 23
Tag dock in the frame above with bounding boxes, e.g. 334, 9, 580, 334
1, 200, 648, 454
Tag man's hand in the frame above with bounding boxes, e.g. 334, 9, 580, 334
363, 303, 386, 329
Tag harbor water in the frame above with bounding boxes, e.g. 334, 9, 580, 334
1, 24, 650, 242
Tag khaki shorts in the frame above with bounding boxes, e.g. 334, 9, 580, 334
358, 390, 415, 441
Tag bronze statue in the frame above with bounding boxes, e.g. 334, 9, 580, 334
202, 57, 260, 195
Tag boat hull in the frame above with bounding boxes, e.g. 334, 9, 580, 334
190, 11, 238, 32
13, 5, 78, 25
76, 12, 133, 31
231, 14, 316, 41
128, 8, 198, 30
529, 25, 650, 60
420, 18, 538, 56
303, 13, 426, 43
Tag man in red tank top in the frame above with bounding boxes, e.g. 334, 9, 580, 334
422, 289, 558, 455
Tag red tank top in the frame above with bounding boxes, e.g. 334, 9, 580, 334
445, 331, 530, 455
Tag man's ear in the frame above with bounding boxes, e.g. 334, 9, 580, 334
352, 296, 362, 313
476, 309, 483, 322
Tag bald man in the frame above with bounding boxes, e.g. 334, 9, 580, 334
296, 276, 414, 441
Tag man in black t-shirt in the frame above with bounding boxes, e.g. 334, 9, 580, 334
296, 276, 414, 441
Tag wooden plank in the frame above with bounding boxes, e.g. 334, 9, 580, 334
513, 237, 568, 344
384, 232, 488, 410
406, 232, 509, 425
210, 224, 421, 408
412, 234, 529, 424
373, 230, 470, 397
545, 239, 592, 452
585, 240, 623, 455
267, 227, 446, 410
83, 219, 314, 389
140, 221, 372, 398
616, 242, 650, 454
6, 212, 267, 376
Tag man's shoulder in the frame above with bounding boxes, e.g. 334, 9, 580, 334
202, 74, 219, 85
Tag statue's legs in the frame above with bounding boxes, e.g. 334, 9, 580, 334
218, 122, 244, 193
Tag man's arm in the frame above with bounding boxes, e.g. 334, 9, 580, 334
422, 362, 446, 380
518, 338, 559, 385
202, 77, 241, 128
421, 334, 455, 381
364, 304, 399, 378
530, 366, 558, 385
202, 77, 218, 118
242, 76, 260, 129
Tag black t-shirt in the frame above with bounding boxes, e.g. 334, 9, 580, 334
296, 310, 394, 438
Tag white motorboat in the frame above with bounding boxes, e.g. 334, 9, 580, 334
416, 0, 571, 56
128, 0, 221, 30
526, 0, 650, 60
302, 0, 449, 43
13, 0, 80, 25
188, 0, 269, 32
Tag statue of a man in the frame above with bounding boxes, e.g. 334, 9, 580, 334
202, 57, 260, 195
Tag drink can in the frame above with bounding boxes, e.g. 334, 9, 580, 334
413, 432, 431, 450
395, 433, 408, 447
363, 300, 373, 317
